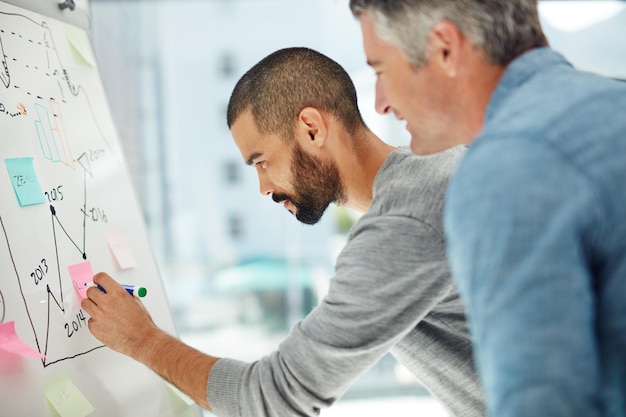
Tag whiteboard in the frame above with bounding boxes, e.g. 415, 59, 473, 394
0, 2, 202, 416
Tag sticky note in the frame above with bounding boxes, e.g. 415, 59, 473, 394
43, 371, 95, 417
68, 261, 94, 301
0, 321, 45, 358
5, 157, 46, 206
66, 26, 95, 67
178, 408, 197, 417
106, 229, 137, 269
165, 383, 196, 416
166, 383, 195, 408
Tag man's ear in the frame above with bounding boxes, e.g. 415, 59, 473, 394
428, 20, 463, 78
297, 107, 327, 149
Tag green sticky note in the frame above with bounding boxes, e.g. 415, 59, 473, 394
5, 157, 45, 206
42, 371, 95, 417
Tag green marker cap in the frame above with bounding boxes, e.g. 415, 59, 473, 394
136, 286, 147, 298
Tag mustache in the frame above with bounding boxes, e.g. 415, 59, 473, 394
272, 193, 291, 204
272, 192, 297, 217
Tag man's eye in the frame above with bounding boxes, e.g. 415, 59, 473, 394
256, 161, 266, 169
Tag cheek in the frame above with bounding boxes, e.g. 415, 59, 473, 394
384, 72, 403, 98
405, 78, 435, 113
387, 67, 418, 105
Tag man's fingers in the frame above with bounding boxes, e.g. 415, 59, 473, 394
81, 296, 97, 315
93, 271, 108, 282
86, 317, 100, 339
93, 271, 124, 295
85, 285, 104, 303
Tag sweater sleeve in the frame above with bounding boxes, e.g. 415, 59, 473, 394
207, 212, 454, 417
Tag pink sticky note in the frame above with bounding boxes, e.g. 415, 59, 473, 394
0, 321, 45, 358
106, 229, 137, 269
68, 261, 94, 301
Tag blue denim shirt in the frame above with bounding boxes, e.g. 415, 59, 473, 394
445, 47, 626, 417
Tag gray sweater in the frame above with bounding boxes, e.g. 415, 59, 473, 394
208, 146, 484, 417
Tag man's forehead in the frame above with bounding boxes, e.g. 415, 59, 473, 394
230, 110, 261, 160
360, 13, 393, 65
231, 109, 289, 165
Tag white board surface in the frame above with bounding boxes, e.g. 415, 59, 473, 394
0, 2, 201, 416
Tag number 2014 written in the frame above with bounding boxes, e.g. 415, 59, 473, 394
65, 310, 87, 338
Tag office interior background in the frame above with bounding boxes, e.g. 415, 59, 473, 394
88, 1, 626, 415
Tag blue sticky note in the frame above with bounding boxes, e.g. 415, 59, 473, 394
5, 157, 46, 206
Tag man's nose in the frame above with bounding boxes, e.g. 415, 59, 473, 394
257, 169, 274, 196
374, 77, 392, 115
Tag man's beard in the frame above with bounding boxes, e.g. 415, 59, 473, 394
272, 142, 346, 225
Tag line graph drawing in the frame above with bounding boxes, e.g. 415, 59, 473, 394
0, 10, 115, 367
0, 153, 107, 367
0, 4, 191, 417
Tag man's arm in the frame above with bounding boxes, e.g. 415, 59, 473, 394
445, 139, 602, 417
218, 214, 455, 416
81, 272, 219, 410
83, 215, 452, 416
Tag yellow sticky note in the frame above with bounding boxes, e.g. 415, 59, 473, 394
166, 382, 195, 410
43, 371, 94, 417
178, 408, 197, 417
66, 26, 95, 67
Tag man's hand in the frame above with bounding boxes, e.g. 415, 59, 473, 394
81, 272, 218, 410
81, 272, 159, 361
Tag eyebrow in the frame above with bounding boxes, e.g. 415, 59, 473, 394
246, 152, 262, 166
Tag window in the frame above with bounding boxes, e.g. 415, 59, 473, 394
89, 1, 625, 416
227, 213, 243, 240
223, 160, 240, 185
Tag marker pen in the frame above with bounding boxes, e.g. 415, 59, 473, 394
122, 284, 147, 298
86, 282, 147, 297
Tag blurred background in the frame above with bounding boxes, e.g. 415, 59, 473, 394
87, 1, 626, 415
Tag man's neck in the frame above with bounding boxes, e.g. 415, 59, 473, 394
337, 128, 395, 213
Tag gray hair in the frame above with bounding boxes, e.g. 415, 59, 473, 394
350, 0, 548, 67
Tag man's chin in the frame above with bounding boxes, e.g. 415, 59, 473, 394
296, 215, 322, 225
295, 209, 324, 225
410, 136, 433, 156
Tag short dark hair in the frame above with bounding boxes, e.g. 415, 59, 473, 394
350, 0, 548, 67
227, 47, 365, 140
